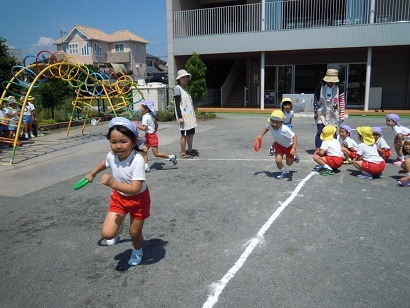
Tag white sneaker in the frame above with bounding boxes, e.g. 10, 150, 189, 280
106, 222, 123, 246
30, 133, 35, 138
145, 167, 151, 173
128, 248, 143, 266
357, 173, 373, 180
24, 133, 29, 139
169, 154, 177, 165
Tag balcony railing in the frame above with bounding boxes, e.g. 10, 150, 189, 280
174, 0, 410, 37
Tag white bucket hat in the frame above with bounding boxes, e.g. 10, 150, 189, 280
176, 69, 192, 80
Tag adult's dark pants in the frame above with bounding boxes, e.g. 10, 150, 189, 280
315, 123, 324, 149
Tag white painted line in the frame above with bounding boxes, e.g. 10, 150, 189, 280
181, 158, 275, 161
202, 171, 317, 308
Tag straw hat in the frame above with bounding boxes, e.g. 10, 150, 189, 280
269, 110, 285, 122
320, 125, 337, 141
357, 126, 375, 146
176, 69, 192, 80
323, 69, 339, 83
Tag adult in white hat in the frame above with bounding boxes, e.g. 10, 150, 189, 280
174, 69, 198, 158
313, 69, 345, 151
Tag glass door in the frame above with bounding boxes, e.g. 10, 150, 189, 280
277, 65, 294, 103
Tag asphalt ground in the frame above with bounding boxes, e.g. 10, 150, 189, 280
0, 114, 409, 308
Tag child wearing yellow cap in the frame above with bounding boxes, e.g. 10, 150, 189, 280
352, 126, 386, 180
257, 110, 298, 179
313, 125, 344, 175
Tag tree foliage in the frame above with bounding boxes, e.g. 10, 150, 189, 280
0, 37, 18, 86
186, 52, 207, 110
36, 78, 72, 119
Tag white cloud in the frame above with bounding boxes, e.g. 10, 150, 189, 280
32, 37, 55, 48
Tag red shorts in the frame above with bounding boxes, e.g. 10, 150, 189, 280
274, 142, 295, 159
348, 151, 357, 160
383, 149, 391, 161
325, 156, 344, 169
145, 132, 159, 147
361, 160, 386, 175
109, 188, 150, 220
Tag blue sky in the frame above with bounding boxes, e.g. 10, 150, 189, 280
0, 1, 167, 61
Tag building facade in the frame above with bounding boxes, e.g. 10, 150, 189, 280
54, 25, 149, 78
166, 0, 410, 110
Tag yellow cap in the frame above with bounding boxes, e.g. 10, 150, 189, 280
268, 110, 285, 122
357, 126, 375, 145
320, 125, 337, 141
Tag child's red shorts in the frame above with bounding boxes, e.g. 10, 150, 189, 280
109, 188, 151, 220
145, 132, 159, 147
383, 149, 391, 161
348, 151, 357, 160
325, 156, 344, 169
361, 161, 386, 175
274, 142, 295, 159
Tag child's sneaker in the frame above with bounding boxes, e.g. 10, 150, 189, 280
398, 179, 410, 187
169, 154, 177, 165
269, 147, 275, 156
313, 165, 324, 172
30, 133, 36, 138
275, 171, 288, 179
357, 173, 373, 180
294, 154, 300, 163
106, 222, 123, 246
128, 248, 143, 266
145, 167, 151, 173
319, 168, 334, 176
393, 160, 404, 167
372, 173, 383, 179
343, 158, 352, 164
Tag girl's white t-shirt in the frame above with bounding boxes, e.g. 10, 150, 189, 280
142, 113, 155, 134
342, 136, 358, 151
105, 150, 146, 196
392, 125, 410, 136
375, 137, 390, 149
357, 143, 384, 163
284, 110, 294, 124
320, 139, 343, 157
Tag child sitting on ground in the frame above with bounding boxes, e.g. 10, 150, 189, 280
257, 110, 298, 179
313, 125, 344, 175
352, 126, 385, 180
372, 126, 391, 162
269, 98, 294, 156
397, 136, 410, 187
385, 114, 410, 166
339, 124, 357, 164
135, 100, 177, 172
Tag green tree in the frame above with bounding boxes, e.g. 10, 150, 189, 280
0, 37, 18, 86
186, 52, 207, 110
36, 78, 72, 119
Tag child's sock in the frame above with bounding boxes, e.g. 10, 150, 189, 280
323, 164, 332, 170
279, 167, 287, 173
144, 163, 149, 169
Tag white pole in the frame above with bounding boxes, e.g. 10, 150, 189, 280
261, 51, 265, 110
364, 47, 372, 112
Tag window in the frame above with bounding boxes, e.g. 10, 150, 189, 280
136, 45, 140, 53
62, 45, 67, 53
68, 43, 79, 54
81, 43, 90, 56
114, 43, 125, 52
94, 43, 102, 57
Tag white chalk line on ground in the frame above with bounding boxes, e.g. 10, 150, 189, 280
202, 171, 317, 308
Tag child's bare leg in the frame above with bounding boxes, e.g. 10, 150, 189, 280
286, 155, 294, 166
394, 135, 403, 156
141, 145, 149, 164
313, 155, 327, 166
101, 212, 125, 239
151, 146, 169, 159
275, 153, 284, 169
129, 218, 145, 250
342, 148, 349, 160
352, 160, 363, 171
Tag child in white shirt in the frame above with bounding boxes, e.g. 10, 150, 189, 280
339, 124, 357, 164
372, 126, 391, 162
257, 110, 298, 179
386, 114, 410, 166
353, 126, 386, 180
135, 100, 177, 172
397, 136, 410, 187
313, 125, 344, 175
